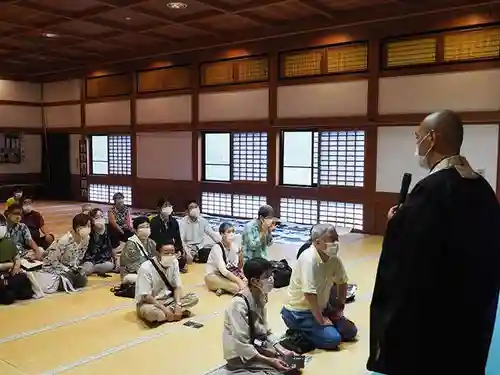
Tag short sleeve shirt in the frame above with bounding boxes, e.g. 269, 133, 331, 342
285, 245, 348, 312
135, 258, 181, 304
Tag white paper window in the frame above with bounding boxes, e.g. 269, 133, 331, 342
90, 135, 131, 176
89, 184, 108, 203
204, 133, 231, 181
89, 184, 132, 206
108, 136, 132, 175
318, 201, 363, 230
108, 185, 132, 206
233, 194, 267, 219
201, 192, 232, 216
319, 131, 365, 187
232, 132, 267, 182
280, 197, 318, 225
281, 131, 319, 186
91, 136, 108, 175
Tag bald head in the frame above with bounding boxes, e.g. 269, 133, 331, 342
421, 110, 463, 154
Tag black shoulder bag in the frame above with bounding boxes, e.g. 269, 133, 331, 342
218, 242, 228, 265
234, 293, 255, 342
137, 242, 174, 293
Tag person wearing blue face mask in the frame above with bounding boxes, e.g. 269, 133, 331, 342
281, 224, 357, 351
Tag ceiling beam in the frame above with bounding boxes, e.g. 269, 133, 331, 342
296, 0, 335, 19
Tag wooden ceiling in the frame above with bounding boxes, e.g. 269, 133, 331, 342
0, 0, 496, 79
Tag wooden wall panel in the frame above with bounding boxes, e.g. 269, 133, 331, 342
376, 125, 499, 193
31, 20, 500, 235
136, 132, 192, 180
85, 101, 131, 126
0, 80, 40, 102
277, 81, 368, 118
45, 105, 81, 128
86, 74, 132, 99
43, 80, 80, 102
69, 133, 81, 175
0, 134, 42, 174
136, 96, 191, 125
0, 105, 41, 127
379, 69, 500, 114
199, 89, 269, 122
137, 66, 191, 93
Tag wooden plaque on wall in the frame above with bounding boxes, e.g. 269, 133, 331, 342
79, 139, 88, 199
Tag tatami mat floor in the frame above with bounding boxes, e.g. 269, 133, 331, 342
0, 201, 383, 375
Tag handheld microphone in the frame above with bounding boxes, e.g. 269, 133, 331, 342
397, 173, 412, 207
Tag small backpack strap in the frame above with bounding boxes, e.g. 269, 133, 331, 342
234, 293, 255, 342
218, 242, 227, 265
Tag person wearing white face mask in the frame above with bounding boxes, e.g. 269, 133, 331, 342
120, 216, 156, 284
179, 201, 220, 264
205, 222, 246, 296
0, 213, 34, 304
221, 257, 296, 374
21, 198, 54, 250
34, 213, 91, 293
81, 208, 115, 276
5, 187, 23, 210
136, 240, 199, 324
369, 111, 500, 375
150, 198, 186, 272
6, 203, 44, 261
108, 192, 133, 249
281, 224, 357, 351
242, 205, 277, 262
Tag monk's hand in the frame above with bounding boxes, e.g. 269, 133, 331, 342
387, 205, 398, 221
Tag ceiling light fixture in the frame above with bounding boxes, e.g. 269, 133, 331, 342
125, 16, 132, 21
42, 32, 58, 38
167, 2, 187, 9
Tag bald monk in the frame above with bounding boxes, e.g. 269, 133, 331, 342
367, 110, 500, 375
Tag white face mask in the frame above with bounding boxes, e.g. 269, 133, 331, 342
23, 205, 32, 213
324, 242, 339, 257
160, 255, 175, 268
189, 208, 200, 218
224, 232, 235, 242
415, 133, 432, 170
78, 227, 90, 237
137, 227, 151, 239
161, 206, 173, 217
0, 226, 7, 239
94, 218, 105, 229
260, 277, 274, 294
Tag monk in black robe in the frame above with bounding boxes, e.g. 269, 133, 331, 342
367, 110, 500, 375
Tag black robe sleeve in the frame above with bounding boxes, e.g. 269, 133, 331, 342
368, 170, 500, 375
